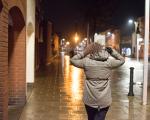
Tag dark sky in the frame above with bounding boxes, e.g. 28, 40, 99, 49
43, 0, 86, 37
43, 0, 145, 38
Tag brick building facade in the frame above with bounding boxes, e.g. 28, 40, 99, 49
138, 17, 150, 59
0, 0, 26, 120
100, 28, 121, 51
0, 0, 59, 119
53, 33, 60, 55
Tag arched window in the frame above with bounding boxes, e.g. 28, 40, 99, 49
0, 0, 3, 12
8, 6, 26, 106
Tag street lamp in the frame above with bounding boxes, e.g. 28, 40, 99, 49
128, 19, 140, 60
128, 19, 134, 24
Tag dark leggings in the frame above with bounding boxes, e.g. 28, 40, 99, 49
85, 105, 109, 120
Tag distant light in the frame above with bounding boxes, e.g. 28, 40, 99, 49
94, 33, 98, 36
82, 40, 85, 43
111, 33, 115, 39
84, 38, 87, 41
66, 42, 70, 45
62, 38, 65, 41
107, 32, 111, 35
128, 19, 134, 24
75, 36, 79, 41
74, 33, 79, 42
80, 42, 83, 46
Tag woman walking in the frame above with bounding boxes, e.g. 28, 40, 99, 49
70, 43, 125, 120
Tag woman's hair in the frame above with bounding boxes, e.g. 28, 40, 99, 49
89, 43, 109, 61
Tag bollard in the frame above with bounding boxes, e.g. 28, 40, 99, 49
128, 67, 134, 96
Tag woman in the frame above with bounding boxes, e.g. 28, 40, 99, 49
70, 43, 125, 120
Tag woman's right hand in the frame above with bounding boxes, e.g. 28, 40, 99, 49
105, 47, 113, 54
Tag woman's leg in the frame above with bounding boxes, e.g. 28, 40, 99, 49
85, 104, 97, 120
95, 107, 109, 120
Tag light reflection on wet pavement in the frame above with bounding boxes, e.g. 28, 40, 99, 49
19, 55, 150, 120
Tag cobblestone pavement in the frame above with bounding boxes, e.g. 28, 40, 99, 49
17, 55, 150, 120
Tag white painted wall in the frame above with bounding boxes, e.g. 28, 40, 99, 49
26, 0, 35, 83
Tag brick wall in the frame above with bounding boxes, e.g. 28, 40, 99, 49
46, 21, 52, 62
0, 1, 8, 119
0, 0, 26, 120
8, 7, 26, 106
53, 33, 60, 54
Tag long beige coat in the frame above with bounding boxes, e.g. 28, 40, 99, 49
70, 49, 125, 109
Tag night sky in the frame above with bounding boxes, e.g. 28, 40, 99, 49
43, 0, 145, 38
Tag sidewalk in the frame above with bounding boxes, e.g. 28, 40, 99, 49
106, 57, 150, 120
10, 56, 150, 120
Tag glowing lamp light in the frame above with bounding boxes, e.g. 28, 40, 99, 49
66, 41, 70, 45
95, 33, 98, 36
75, 36, 79, 41
74, 33, 79, 42
107, 32, 111, 35
84, 38, 87, 41
128, 19, 134, 24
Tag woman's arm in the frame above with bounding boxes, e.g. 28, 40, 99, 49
107, 49, 125, 68
70, 43, 96, 68
70, 52, 85, 68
